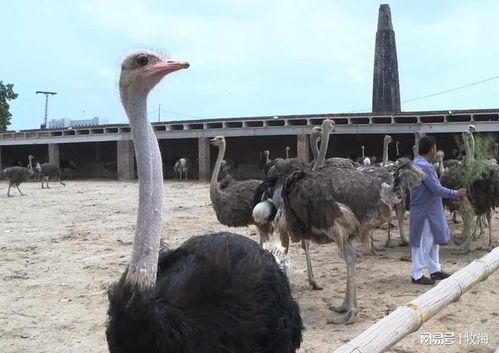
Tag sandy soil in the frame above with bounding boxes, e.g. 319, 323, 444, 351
0, 180, 498, 353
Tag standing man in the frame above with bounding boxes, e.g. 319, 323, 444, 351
409, 136, 466, 284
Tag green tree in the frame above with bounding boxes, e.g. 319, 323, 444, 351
0, 81, 18, 131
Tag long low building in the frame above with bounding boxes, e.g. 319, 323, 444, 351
1, 109, 498, 180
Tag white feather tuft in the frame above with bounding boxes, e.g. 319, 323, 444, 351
263, 241, 289, 274
252, 200, 273, 226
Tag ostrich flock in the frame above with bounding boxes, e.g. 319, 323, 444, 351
2, 50, 499, 352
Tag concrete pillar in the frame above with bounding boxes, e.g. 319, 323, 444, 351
372, 4, 401, 114
198, 137, 211, 182
117, 140, 135, 180
297, 134, 310, 163
48, 144, 60, 168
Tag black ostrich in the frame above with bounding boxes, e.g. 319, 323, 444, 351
106, 50, 303, 353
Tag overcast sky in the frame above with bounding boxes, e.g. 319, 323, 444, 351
2, 0, 499, 130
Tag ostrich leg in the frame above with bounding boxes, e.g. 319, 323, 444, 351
384, 222, 393, 248
256, 225, 270, 247
15, 184, 26, 196
395, 202, 408, 246
7, 183, 13, 197
302, 240, 322, 290
328, 241, 357, 325
487, 212, 493, 250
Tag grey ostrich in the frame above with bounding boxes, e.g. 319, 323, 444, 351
209, 136, 264, 232
106, 49, 302, 353
252, 126, 322, 250
173, 157, 190, 180
356, 145, 371, 166
27, 155, 34, 178
275, 120, 423, 324
2, 164, 34, 197
381, 134, 394, 168
312, 122, 357, 169
39, 163, 65, 189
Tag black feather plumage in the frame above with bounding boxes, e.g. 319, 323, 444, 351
107, 233, 303, 353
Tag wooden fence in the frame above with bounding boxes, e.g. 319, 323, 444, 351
333, 246, 499, 353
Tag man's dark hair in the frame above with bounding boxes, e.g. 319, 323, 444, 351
418, 135, 436, 155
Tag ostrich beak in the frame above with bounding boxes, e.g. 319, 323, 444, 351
145, 59, 190, 77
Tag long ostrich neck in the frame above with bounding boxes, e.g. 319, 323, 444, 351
310, 134, 320, 160
361, 146, 365, 158
265, 152, 270, 164
28, 156, 33, 170
313, 125, 331, 170
396, 141, 400, 156
437, 155, 444, 175
494, 143, 499, 157
211, 141, 226, 186
124, 95, 163, 288
382, 138, 389, 166
469, 133, 475, 158
463, 135, 474, 163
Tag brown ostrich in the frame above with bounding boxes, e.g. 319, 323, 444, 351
2, 165, 33, 197
209, 136, 264, 232
275, 119, 423, 324
106, 50, 303, 353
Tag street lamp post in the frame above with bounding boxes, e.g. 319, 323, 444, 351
36, 91, 57, 129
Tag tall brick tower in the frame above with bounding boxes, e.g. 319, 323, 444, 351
372, 4, 401, 113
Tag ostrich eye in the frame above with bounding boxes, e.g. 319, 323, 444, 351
135, 55, 149, 67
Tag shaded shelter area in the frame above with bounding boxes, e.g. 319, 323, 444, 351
59, 142, 117, 178
1, 144, 48, 168
210, 135, 298, 180
159, 139, 198, 179
2, 132, 496, 180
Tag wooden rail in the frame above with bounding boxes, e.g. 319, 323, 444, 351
333, 247, 499, 353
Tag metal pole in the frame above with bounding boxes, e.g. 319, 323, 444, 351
36, 91, 57, 129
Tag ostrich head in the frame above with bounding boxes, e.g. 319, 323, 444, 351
119, 50, 189, 116
311, 126, 322, 135
318, 119, 335, 142
380, 182, 401, 207
311, 126, 323, 142
436, 150, 445, 162
467, 124, 476, 133
210, 135, 226, 147
384, 135, 393, 144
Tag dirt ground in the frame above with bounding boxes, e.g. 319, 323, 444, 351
0, 180, 497, 353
